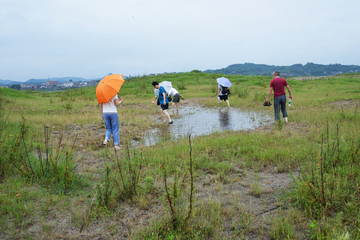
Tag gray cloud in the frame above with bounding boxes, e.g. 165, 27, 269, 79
1, 0, 359, 81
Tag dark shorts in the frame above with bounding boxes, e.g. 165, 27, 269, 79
219, 95, 228, 101
172, 93, 181, 103
160, 104, 169, 110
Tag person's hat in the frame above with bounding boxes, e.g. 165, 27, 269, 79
263, 101, 272, 106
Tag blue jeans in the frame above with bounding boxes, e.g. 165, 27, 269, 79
103, 113, 119, 145
274, 95, 288, 121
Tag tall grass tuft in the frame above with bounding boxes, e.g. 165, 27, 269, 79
161, 135, 194, 230
136, 82, 149, 96
211, 83, 217, 94
64, 102, 73, 110
177, 80, 187, 91
114, 142, 143, 201
253, 91, 267, 102
0, 97, 15, 180
96, 166, 114, 209
237, 87, 250, 99
269, 214, 295, 239
289, 123, 360, 238
133, 135, 195, 239
9, 122, 85, 194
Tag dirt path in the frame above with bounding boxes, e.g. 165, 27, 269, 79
194, 168, 300, 239
34, 165, 299, 239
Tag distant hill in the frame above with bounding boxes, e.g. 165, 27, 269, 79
204, 62, 360, 77
0, 79, 21, 86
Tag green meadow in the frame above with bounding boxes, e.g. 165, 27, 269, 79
0, 71, 359, 239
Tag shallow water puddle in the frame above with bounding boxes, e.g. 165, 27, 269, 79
138, 106, 272, 146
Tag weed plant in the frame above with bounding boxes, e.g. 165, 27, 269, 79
134, 200, 223, 240
4, 118, 86, 193
132, 136, 196, 239
81, 144, 148, 232
288, 124, 360, 238
113, 143, 144, 201
0, 119, 87, 234
163, 135, 194, 228
96, 166, 114, 209
269, 213, 296, 239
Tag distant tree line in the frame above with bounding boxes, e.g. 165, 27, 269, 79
204, 62, 360, 77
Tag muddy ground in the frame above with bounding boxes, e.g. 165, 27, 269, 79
43, 171, 301, 239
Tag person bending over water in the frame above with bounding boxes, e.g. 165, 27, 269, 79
152, 81, 173, 124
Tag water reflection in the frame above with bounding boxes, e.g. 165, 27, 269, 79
218, 108, 230, 130
137, 106, 272, 146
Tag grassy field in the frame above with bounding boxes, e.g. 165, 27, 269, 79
0, 72, 359, 239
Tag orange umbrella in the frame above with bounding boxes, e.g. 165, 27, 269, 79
96, 74, 125, 104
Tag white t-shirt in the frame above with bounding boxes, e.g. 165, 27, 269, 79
102, 94, 118, 113
168, 88, 179, 96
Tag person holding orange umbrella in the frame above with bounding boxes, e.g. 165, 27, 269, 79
96, 74, 125, 150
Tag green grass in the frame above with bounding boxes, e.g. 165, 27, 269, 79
1, 72, 360, 239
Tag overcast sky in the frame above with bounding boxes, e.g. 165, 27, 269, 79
1, 0, 359, 81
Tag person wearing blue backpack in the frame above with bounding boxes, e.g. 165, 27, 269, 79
152, 81, 173, 124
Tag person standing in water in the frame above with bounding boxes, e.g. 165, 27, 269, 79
168, 87, 181, 115
266, 71, 292, 123
152, 81, 173, 124
217, 84, 230, 108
